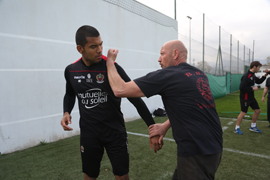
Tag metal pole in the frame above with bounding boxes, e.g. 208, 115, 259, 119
202, 13, 205, 72
252, 40, 255, 61
249, 49, 251, 63
219, 26, 221, 75
174, 0, 177, 20
187, 16, 192, 65
244, 45, 245, 72
237, 41, 239, 74
230, 34, 232, 93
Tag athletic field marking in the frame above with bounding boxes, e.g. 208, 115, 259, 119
222, 126, 228, 131
223, 148, 270, 159
126, 131, 270, 159
127, 131, 175, 142
220, 117, 267, 123
227, 121, 234, 125
156, 172, 174, 180
0, 110, 79, 127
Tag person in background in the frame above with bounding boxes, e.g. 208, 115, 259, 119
262, 76, 270, 127
235, 61, 268, 135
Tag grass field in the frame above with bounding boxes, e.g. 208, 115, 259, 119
216, 89, 269, 120
1, 90, 270, 180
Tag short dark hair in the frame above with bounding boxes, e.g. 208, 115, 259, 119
75, 25, 100, 47
250, 61, 262, 69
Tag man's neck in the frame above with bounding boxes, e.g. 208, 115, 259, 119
82, 57, 92, 67
250, 68, 255, 73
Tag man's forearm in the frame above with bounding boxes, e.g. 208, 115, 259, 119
262, 88, 268, 98
163, 119, 171, 130
106, 59, 127, 97
106, 49, 145, 98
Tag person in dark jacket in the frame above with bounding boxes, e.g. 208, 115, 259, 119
106, 40, 223, 180
235, 61, 269, 135
261, 77, 270, 127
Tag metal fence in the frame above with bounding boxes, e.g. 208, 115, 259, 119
176, 1, 253, 76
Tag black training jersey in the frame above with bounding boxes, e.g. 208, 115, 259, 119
64, 56, 154, 137
239, 70, 266, 100
134, 63, 223, 157
265, 78, 270, 98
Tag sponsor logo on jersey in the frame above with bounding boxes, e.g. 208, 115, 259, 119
78, 88, 108, 109
86, 73, 92, 83
81, 146, 84, 153
78, 79, 81, 83
96, 73, 104, 83
74, 75, 85, 79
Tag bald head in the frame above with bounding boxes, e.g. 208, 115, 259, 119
158, 40, 188, 68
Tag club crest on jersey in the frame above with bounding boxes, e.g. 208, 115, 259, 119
96, 73, 104, 83
250, 76, 253, 80
86, 73, 92, 83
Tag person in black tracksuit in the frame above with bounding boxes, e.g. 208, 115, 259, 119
262, 77, 270, 127
106, 40, 223, 180
60, 25, 161, 180
235, 61, 269, 135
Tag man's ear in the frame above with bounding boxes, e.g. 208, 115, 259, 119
77, 45, 83, 54
173, 49, 179, 60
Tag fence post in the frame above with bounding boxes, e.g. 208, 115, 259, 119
244, 45, 245, 72
230, 34, 232, 93
253, 40, 255, 62
237, 41, 239, 74
202, 13, 205, 72
249, 49, 251, 63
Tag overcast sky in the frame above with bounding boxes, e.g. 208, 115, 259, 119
136, 0, 270, 63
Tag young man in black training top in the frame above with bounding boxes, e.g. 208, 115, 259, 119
60, 25, 161, 180
235, 61, 268, 135
262, 76, 270, 127
106, 40, 223, 180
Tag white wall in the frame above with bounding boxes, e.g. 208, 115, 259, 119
0, 0, 178, 154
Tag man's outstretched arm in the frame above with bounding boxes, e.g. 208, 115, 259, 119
106, 49, 144, 98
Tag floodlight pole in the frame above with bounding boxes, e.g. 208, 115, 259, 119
187, 16, 192, 65
174, 0, 177, 20
252, 40, 255, 62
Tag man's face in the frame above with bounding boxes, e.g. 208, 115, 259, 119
78, 36, 103, 66
158, 44, 174, 69
255, 66, 261, 73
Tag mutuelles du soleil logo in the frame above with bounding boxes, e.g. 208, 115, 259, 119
77, 88, 108, 108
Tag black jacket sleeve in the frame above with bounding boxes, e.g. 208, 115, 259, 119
255, 75, 266, 84
63, 66, 76, 114
115, 63, 155, 126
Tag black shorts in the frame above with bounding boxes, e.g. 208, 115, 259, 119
172, 152, 222, 180
240, 98, 260, 113
80, 131, 129, 178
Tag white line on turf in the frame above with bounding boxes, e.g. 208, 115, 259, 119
222, 126, 228, 131
223, 148, 270, 159
220, 117, 267, 122
126, 131, 270, 159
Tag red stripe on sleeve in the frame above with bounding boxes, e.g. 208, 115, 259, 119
102, 55, 107, 60
102, 55, 115, 63
72, 57, 81, 64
